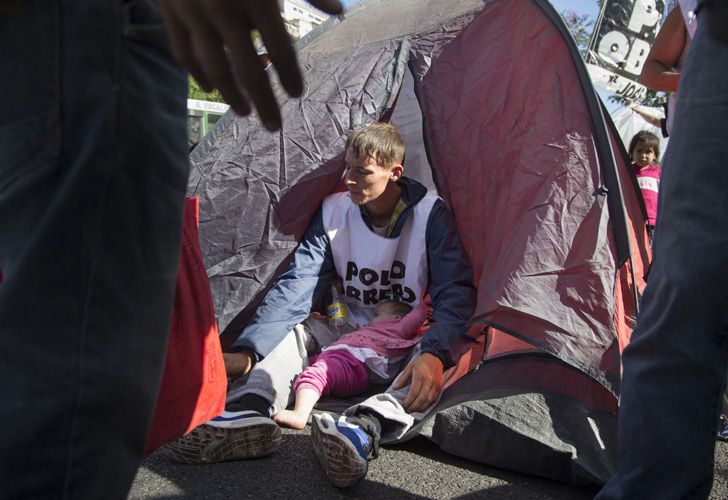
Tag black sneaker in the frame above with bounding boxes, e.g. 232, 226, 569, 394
161, 410, 282, 463
311, 413, 380, 488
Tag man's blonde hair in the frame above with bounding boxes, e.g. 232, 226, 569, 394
346, 122, 405, 167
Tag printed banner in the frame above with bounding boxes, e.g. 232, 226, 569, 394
587, 0, 665, 101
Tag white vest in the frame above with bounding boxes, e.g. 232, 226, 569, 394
321, 191, 438, 327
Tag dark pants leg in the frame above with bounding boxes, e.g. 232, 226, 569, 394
597, 5, 728, 500
0, 1, 188, 498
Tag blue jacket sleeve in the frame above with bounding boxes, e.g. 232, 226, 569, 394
418, 200, 477, 368
231, 209, 335, 359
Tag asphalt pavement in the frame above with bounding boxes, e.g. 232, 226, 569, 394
129, 427, 728, 499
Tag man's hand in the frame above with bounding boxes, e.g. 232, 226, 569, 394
223, 350, 255, 379
392, 353, 444, 413
158, 0, 343, 131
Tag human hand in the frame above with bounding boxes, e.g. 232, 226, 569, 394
392, 353, 444, 413
223, 350, 254, 378
158, 0, 343, 131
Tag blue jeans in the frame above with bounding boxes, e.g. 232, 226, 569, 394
0, 1, 188, 498
597, 5, 728, 500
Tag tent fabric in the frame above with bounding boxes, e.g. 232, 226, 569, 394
604, 112, 651, 353
416, 0, 624, 391
410, 354, 618, 485
144, 197, 227, 456
189, 0, 650, 485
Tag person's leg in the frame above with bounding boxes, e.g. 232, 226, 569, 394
311, 347, 474, 487
347, 347, 474, 441
0, 1, 188, 498
276, 350, 370, 429
226, 316, 353, 412
162, 325, 308, 463
310, 347, 383, 489
275, 387, 323, 430
228, 325, 311, 410
598, 6, 728, 499
163, 317, 351, 463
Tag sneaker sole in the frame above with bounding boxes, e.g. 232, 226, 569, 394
311, 414, 367, 488
161, 419, 282, 464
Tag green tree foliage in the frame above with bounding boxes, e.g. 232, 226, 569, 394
559, 0, 604, 56
188, 75, 224, 103
561, 10, 594, 57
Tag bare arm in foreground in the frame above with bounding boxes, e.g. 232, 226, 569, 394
640, 6, 686, 93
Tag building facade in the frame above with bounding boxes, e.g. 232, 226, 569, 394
280, 0, 330, 39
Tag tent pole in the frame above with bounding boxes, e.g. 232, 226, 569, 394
586, 0, 609, 65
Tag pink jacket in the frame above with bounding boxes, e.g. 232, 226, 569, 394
633, 163, 661, 226
325, 303, 427, 359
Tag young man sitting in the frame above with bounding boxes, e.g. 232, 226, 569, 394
164, 122, 477, 487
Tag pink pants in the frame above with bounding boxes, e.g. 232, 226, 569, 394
293, 349, 370, 397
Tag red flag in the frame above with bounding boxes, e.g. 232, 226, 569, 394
144, 196, 227, 456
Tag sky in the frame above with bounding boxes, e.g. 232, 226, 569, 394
548, 0, 599, 18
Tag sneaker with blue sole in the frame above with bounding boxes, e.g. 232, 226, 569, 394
311, 412, 380, 488
161, 410, 282, 464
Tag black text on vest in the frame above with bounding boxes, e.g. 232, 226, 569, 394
344, 260, 416, 305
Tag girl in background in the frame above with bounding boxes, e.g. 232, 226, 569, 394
628, 131, 661, 243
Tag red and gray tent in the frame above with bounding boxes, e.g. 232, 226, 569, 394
189, 0, 650, 485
